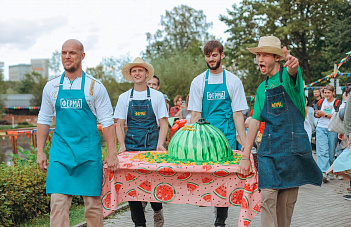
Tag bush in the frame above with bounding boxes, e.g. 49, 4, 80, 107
0, 162, 50, 226
1, 136, 84, 226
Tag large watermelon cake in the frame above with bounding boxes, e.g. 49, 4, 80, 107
167, 119, 233, 163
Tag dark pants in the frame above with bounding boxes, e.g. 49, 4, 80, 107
129, 201, 163, 226
215, 207, 228, 226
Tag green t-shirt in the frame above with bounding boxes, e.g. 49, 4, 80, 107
252, 67, 306, 122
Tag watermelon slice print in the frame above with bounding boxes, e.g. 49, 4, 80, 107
126, 189, 138, 200
213, 182, 227, 199
109, 171, 115, 182
241, 195, 249, 209
201, 193, 212, 206
229, 187, 244, 206
244, 182, 259, 193
154, 182, 176, 202
124, 172, 138, 182
187, 182, 199, 195
122, 163, 134, 169
135, 167, 152, 175
212, 169, 230, 177
102, 191, 111, 210
156, 166, 176, 177
243, 218, 251, 227
102, 173, 106, 187
114, 182, 123, 194
177, 172, 192, 181
201, 165, 213, 172
201, 176, 214, 185
138, 179, 151, 194
252, 201, 261, 214
235, 170, 254, 180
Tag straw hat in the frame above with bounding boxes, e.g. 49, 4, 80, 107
122, 57, 154, 82
247, 36, 285, 59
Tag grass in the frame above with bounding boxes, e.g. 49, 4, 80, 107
19, 205, 85, 227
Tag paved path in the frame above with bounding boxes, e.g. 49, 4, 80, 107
103, 178, 351, 226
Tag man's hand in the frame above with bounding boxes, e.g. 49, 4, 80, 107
239, 158, 252, 175
157, 144, 166, 151
36, 152, 48, 172
103, 155, 120, 172
283, 46, 299, 76
118, 145, 126, 153
338, 133, 344, 140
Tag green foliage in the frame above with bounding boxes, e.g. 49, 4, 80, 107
144, 5, 213, 59
16, 71, 48, 105
1, 135, 85, 226
86, 55, 134, 106
49, 50, 63, 78
0, 69, 6, 116
150, 50, 207, 104
0, 162, 50, 226
220, 0, 351, 96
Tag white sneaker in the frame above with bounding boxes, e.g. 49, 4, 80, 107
337, 175, 344, 180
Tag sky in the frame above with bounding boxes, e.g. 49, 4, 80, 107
0, 0, 242, 81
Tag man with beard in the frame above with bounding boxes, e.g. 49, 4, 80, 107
36, 39, 119, 226
239, 36, 322, 227
188, 40, 248, 227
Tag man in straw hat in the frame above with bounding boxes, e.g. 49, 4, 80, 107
239, 36, 322, 226
188, 40, 248, 227
36, 39, 119, 226
114, 57, 168, 227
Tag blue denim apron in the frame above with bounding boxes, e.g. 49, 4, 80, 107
258, 66, 322, 189
46, 72, 102, 196
202, 70, 236, 149
125, 87, 159, 151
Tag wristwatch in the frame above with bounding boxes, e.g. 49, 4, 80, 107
325, 114, 328, 117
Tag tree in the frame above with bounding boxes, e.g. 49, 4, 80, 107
18, 73, 35, 94
30, 72, 48, 106
150, 50, 207, 104
86, 54, 134, 106
49, 50, 63, 78
220, 0, 339, 95
144, 5, 213, 59
0, 69, 6, 115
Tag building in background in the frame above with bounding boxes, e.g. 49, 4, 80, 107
8, 58, 49, 82
9, 64, 32, 81
31, 58, 49, 79
0, 62, 4, 76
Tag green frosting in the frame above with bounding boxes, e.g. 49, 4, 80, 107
168, 123, 233, 163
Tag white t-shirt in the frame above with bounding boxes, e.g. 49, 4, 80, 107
37, 74, 114, 128
317, 99, 336, 128
188, 70, 248, 112
114, 88, 168, 125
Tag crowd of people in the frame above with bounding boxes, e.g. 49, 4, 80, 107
35, 37, 350, 227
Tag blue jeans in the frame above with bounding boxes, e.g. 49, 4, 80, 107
316, 127, 338, 172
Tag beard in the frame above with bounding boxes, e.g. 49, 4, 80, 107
64, 66, 76, 72
206, 58, 221, 70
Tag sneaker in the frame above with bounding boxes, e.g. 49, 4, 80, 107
328, 174, 335, 180
142, 201, 147, 211
323, 173, 329, 183
154, 209, 164, 227
337, 175, 344, 180
343, 194, 351, 201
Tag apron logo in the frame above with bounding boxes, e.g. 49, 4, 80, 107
134, 111, 146, 116
271, 101, 283, 109
207, 91, 225, 100
60, 98, 83, 109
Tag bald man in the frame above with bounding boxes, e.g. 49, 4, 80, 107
36, 39, 119, 226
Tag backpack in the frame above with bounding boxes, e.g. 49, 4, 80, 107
317, 98, 341, 112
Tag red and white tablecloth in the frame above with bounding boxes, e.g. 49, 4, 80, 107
101, 151, 260, 227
